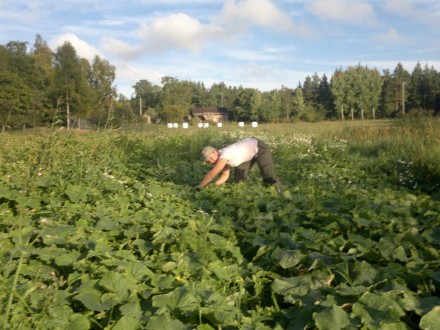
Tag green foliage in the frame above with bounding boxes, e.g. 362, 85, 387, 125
88, 55, 117, 128
0, 122, 439, 329
232, 88, 263, 121
336, 117, 440, 196
330, 64, 383, 120
2, 34, 440, 128
0, 71, 32, 128
52, 42, 97, 128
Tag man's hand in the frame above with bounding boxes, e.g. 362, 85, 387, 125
199, 158, 228, 187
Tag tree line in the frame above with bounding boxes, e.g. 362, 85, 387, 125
1, 34, 439, 130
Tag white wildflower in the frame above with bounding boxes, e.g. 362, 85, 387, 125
39, 217, 49, 225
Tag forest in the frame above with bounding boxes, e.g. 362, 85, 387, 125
1, 34, 439, 130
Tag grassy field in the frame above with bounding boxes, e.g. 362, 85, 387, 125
1, 118, 439, 329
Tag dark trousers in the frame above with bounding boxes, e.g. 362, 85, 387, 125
234, 139, 281, 190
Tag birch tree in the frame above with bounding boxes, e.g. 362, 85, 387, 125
53, 41, 94, 128
330, 68, 347, 120
89, 56, 117, 127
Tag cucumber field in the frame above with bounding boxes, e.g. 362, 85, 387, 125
1, 119, 439, 329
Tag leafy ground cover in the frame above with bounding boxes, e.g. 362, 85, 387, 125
1, 121, 439, 329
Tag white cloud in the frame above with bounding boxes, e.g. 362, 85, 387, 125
136, 13, 224, 52
307, 0, 376, 25
102, 0, 311, 59
382, 0, 440, 29
214, 0, 311, 36
382, 0, 414, 17
101, 12, 227, 59
101, 37, 143, 58
83, 0, 319, 65
51, 33, 103, 60
373, 28, 407, 45
114, 62, 164, 96
116, 62, 163, 84
217, 0, 292, 30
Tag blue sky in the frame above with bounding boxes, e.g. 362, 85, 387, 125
1, 0, 440, 97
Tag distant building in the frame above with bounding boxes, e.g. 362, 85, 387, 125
190, 106, 230, 123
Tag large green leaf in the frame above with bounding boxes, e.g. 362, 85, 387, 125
17, 195, 41, 209
403, 293, 440, 315
119, 301, 142, 318
95, 216, 120, 231
74, 290, 119, 311
419, 307, 440, 329
313, 305, 351, 330
276, 249, 303, 269
352, 292, 406, 328
111, 315, 140, 330
123, 259, 154, 280
272, 276, 309, 297
65, 314, 90, 330
351, 261, 380, 286
134, 239, 153, 257
207, 233, 243, 264
35, 175, 57, 188
40, 225, 77, 244
9, 226, 35, 244
99, 271, 138, 300
212, 304, 241, 325
65, 184, 88, 203
208, 260, 240, 281
379, 322, 411, 330
152, 226, 177, 244
146, 313, 186, 330
45, 305, 75, 328
377, 237, 397, 260
44, 306, 89, 329
394, 245, 409, 262
54, 250, 81, 266
152, 286, 198, 312
272, 270, 333, 299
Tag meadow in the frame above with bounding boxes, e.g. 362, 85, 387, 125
0, 119, 439, 329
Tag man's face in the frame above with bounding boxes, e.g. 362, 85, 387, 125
205, 150, 218, 164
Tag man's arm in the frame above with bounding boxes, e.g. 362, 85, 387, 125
199, 158, 228, 188
215, 167, 230, 185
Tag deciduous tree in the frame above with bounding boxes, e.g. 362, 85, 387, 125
0, 71, 32, 130
159, 76, 193, 122
89, 55, 117, 127
53, 41, 94, 128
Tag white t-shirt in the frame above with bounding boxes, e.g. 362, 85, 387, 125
218, 137, 258, 167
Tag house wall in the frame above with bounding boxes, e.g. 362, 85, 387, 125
195, 113, 229, 123
191, 107, 230, 123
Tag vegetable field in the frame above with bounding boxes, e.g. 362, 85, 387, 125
1, 120, 439, 329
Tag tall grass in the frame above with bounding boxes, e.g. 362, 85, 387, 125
333, 117, 440, 196
2, 118, 438, 197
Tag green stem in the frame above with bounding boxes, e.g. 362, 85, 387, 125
271, 292, 280, 313
4, 253, 25, 328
